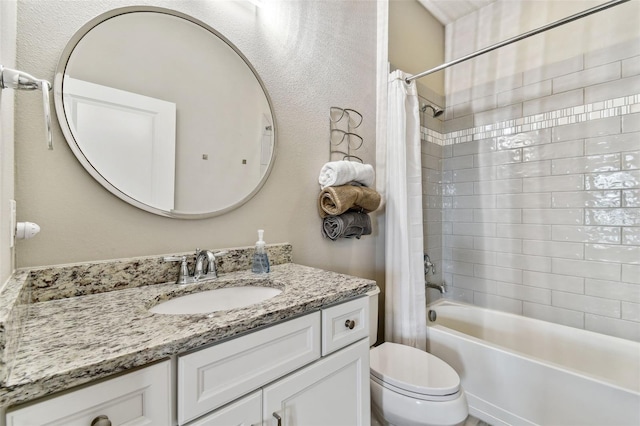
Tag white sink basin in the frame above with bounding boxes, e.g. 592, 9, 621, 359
149, 286, 282, 315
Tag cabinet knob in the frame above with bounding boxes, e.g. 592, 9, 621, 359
273, 412, 282, 426
91, 415, 112, 426
345, 319, 355, 329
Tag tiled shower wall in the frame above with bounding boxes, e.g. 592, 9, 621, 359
421, 41, 640, 341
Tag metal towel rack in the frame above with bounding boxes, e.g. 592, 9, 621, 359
0, 65, 53, 150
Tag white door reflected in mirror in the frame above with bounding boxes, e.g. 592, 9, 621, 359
54, 7, 276, 218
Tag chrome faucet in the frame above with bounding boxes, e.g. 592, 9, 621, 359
426, 282, 446, 294
164, 249, 228, 284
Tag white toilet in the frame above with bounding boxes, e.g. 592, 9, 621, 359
367, 288, 468, 426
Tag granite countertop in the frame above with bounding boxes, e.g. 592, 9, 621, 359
0, 261, 376, 408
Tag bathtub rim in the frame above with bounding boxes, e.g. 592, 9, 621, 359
426, 299, 640, 396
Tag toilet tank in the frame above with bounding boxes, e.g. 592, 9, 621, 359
367, 286, 380, 345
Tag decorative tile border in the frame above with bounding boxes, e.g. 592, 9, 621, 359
422, 93, 640, 146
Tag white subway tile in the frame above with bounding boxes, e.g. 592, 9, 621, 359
585, 208, 640, 226
452, 195, 496, 209
623, 190, 640, 207
523, 302, 585, 329
553, 62, 620, 94
444, 235, 475, 249
623, 228, 640, 245
523, 271, 584, 294
585, 278, 640, 303
443, 260, 475, 276
585, 170, 640, 190
475, 104, 522, 127
473, 209, 522, 223
585, 132, 640, 155
523, 240, 584, 259
622, 56, 640, 78
471, 74, 523, 99
523, 55, 584, 85
551, 191, 621, 208
623, 151, 640, 170
523, 140, 584, 162
452, 139, 496, 156
473, 292, 523, 315
622, 264, 640, 284
496, 253, 551, 272
551, 154, 620, 175
622, 302, 640, 321
474, 179, 522, 195
475, 149, 522, 167
452, 248, 497, 265
552, 225, 621, 244
442, 155, 474, 171
497, 282, 551, 304
522, 208, 583, 225
585, 314, 640, 341
452, 274, 497, 292
523, 175, 584, 192
585, 244, 640, 264
497, 161, 551, 178
443, 182, 475, 196
422, 154, 440, 170
553, 291, 621, 318
497, 193, 552, 208
552, 258, 621, 280
443, 115, 475, 133
445, 288, 474, 304
496, 129, 552, 150
453, 94, 497, 117
452, 222, 496, 237
623, 112, 640, 133
497, 223, 552, 240
585, 39, 640, 68
498, 80, 552, 107
443, 209, 473, 222
475, 264, 523, 284
586, 75, 640, 104
453, 166, 496, 182
553, 116, 620, 142
523, 89, 584, 116
473, 237, 522, 253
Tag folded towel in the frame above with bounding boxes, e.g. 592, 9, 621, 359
319, 161, 375, 189
318, 185, 382, 218
322, 212, 372, 240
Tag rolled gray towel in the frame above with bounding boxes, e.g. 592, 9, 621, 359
322, 212, 372, 240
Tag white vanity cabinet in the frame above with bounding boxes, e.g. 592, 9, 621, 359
5, 360, 172, 426
179, 296, 370, 426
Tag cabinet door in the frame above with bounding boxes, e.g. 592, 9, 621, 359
188, 390, 261, 426
6, 361, 171, 426
263, 338, 370, 426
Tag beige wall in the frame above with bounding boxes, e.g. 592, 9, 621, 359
388, 0, 444, 99
0, 1, 17, 288
13, 0, 378, 281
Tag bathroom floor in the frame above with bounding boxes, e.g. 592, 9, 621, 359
464, 415, 491, 426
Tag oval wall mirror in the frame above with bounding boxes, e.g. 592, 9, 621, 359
54, 7, 276, 219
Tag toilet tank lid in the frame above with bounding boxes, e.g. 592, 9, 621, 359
370, 342, 460, 396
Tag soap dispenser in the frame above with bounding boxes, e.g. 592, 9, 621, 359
252, 229, 270, 274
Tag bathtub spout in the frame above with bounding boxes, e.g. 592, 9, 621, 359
426, 282, 446, 294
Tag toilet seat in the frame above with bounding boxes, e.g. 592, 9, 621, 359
370, 342, 461, 401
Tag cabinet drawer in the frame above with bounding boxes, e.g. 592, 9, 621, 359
178, 312, 321, 425
6, 360, 171, 426
321, 296, 369, 356
188, 390, 261, 426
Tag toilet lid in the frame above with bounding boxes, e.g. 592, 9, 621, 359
370, 342, 460, 397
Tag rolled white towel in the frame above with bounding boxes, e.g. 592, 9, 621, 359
318, 161, 374, 189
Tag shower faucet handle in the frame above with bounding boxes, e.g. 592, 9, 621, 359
424, 253, 436, 275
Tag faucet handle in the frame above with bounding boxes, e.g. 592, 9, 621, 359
163, 255, 191, 284
213, 250, 228, 258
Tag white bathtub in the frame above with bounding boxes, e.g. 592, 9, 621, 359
426, 300, 640, 426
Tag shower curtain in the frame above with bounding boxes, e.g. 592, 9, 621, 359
382, 70, 427, 350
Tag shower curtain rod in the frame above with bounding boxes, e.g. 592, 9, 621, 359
405, 0, 630, 83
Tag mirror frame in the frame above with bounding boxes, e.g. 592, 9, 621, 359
53, 6, 277, 219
